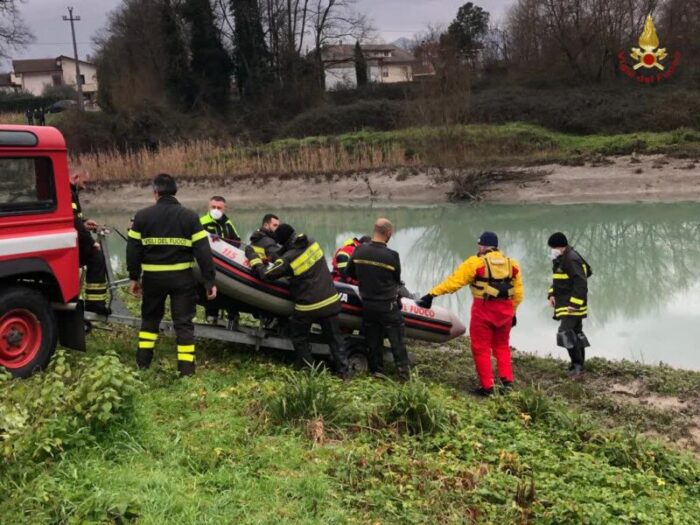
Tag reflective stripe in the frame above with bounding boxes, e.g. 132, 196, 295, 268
552, 273, 569, 280
249, 258, 262, 266
177, 345, 195, 354
290, 242, 324, 276
85, 293, 108, 301
178, 353, 195, 362
570, 297, 585, 305
142, 237, 192, 247
337, 262, 348, 268
191, 230, 208, 242
85, 283, 107, 290
72, 203, 78, 210
252, 246, 266, 257
295, 294, 340, 312
139, 341, 156, 349
142, 262, 193, 272
128, 230, 142, 240
353, 259, 395, 272
139, 331, 158, 341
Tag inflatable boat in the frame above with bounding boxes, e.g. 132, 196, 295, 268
194, 236, 466, 343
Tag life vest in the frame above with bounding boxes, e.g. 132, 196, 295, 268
470, 251, 515, 300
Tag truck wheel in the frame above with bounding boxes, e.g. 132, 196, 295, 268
0, 286, 57, 378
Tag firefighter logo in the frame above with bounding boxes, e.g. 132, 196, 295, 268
630, 15, 666, 70
618, 14, 680, 84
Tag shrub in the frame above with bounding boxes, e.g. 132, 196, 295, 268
513, 384, 556, 424
383, 375, 452, 436
267, 364, 341, 423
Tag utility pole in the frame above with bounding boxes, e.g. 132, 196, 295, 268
63, 7, 84, 111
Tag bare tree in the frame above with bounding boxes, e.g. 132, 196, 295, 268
0, 0, 33, 58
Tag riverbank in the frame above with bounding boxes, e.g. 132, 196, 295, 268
1, 330, 698, 523
86, 153, 700, 209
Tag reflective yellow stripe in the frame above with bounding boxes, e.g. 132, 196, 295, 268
142, 237, 192, 247
128, 229, 142, 240
72, 202, 78, 210
337, 262, 348, 268
353, 259, 395, 272
295, 294, 340, 312
142, 262, 193, 272
249, 258, 262, 266
548, 288, 554, 294
191, 230, 208, 242
290, 242, 324, 276
85, 293, 108, 301
570, 297, 584, 305
252, 246, 266, 257
177, 345, 195, 354
178, 353, 195, 362
139, 331, 158, 341
139, 341, 156, 349
552, 273, 569, 280
85, 283, 107, 290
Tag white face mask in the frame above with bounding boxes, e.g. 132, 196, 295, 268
209, 209, 223, 221
550, 248, 562, 260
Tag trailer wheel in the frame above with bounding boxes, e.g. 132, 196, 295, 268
0, 286, 57, 378
348, 351, 369, 376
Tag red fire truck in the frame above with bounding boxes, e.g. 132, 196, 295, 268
0, 126, 84, 377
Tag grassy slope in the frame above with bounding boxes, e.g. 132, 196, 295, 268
1, 328, 698, 524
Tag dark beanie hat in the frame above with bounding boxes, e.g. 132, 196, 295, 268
548, 232, 568, 248
273, 223, 295, 245
477, 231, 498, 247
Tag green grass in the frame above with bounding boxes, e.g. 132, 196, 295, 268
1, 329, 699, 524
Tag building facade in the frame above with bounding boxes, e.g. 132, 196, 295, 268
10, 56, 98, 100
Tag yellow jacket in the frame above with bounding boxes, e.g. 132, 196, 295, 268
430, 251, 524, 308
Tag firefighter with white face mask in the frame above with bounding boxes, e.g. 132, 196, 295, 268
547, 232, 593, 378
200, 196, 240, 245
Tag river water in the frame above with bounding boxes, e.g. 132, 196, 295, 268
95, 202, 700, 370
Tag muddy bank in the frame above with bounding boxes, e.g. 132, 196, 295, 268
86, 154, 700, 210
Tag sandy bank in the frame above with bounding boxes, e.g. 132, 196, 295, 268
86, 154, 700, 210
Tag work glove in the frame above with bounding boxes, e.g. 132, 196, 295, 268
416, 294, 434, 309
512, 315, 517, 327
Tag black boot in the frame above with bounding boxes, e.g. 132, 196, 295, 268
473, 386, 494, 397
397, 367, 410, 382
500, 378, 514, 393
178, 360, 195, 377
136, 349, 153, 370
86, 302, 111, 317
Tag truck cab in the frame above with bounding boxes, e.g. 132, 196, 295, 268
0, 126, 84, 377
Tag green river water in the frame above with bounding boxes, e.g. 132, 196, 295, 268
95, 202, 700, 371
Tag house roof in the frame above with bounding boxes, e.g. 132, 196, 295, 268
12, 55, 94, 74
322, 44, 416, 65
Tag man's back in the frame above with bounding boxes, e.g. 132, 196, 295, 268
349, 241, 401, 302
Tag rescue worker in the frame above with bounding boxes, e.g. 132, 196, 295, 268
70, 170, 110, 316
346, 219, 409, 380
245, 224, 349, 378
249, 213, 281, 263
127, 174, 217, 377
547, 232, 592, 378
332, 235, 370, 284
416, 232, 523, 396
200, 196, 241, 245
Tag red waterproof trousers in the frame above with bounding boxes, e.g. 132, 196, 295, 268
469, 298, 514, 389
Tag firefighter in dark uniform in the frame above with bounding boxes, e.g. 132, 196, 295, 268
347, 218, 410, 380
249, 213, 281, 263
245, 224, 349, 377
547, 232, 592, 378
127, 174, 217, 376
70, 170, 109, 316
332, 236, 370, 284
200, 196, 240, 245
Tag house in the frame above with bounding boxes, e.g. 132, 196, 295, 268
321, 44, 420, 90
0, 73, 21, 94
10, 55, 98, 100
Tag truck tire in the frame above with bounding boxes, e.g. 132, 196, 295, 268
0, 286, 57, 378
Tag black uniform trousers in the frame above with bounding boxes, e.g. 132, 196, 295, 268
558, 317, 586, 367
80, 244, 108, 307
138, 270, 197, 366
362, 300, 409, 374
289, 314, 349, 375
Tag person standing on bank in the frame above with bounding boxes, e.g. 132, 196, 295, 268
346, 219, 410, 380
245, 224, 349, 378
416, 232, 524, 396
127, 174, 217, 377
200, 196, 241, 245
547, 232, 592, 378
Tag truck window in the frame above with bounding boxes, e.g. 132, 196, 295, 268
0, 157, 55, 215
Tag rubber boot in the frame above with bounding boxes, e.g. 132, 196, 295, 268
136, 349, 153, 370
86, 301, 111, 317
178, 360, 195, 377
473, 386, 494, 397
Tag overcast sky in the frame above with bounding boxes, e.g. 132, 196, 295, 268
7, 0, 514, 68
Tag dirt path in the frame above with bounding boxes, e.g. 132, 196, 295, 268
87, 154, 700, 210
